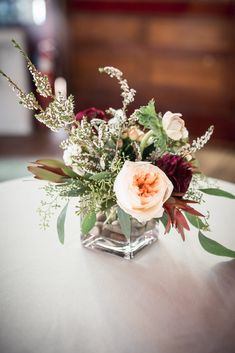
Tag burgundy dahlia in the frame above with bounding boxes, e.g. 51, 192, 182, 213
155, 154, 192, 194
75, 107, 107, 122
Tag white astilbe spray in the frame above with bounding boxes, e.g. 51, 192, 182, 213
177, 125, 214, 157
12, 40, 53, 98
35, 94, 75, 131
61, 118, 116, 174
0, 70, 42, 111
99, 66, 136, 110
106, 108, 127, 134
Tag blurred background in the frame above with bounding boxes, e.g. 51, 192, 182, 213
0, 0, 234, 182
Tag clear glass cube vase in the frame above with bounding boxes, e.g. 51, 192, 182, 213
80, 209, 159, 259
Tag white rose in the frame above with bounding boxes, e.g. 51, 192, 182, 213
114, 161, 173, 222
162, 111, 188, 140
63, 144, 81, 166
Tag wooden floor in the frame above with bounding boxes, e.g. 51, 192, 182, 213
0, 130, 235, 183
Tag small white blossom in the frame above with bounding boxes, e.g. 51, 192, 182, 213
108, 109, 126, 132
63, 144, 81, 166
72, 165, 85, 176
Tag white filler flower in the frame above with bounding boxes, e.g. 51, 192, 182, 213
63, 144, 81, 166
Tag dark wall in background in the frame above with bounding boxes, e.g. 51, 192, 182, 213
66, 0, 235, 144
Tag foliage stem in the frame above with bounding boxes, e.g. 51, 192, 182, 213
140, 130, 153, 155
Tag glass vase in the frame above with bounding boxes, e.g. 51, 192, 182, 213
80, 209, 159, 259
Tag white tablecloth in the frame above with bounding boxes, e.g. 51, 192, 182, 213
0, 178, 235, 353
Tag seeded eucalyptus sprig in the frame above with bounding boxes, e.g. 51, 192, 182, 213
11, 39, 53, 98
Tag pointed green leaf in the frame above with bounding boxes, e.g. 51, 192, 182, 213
117, 207, 131, 238
62, 166, 78, 178
198, 231, 235, 258
28, 166, 66, 183
81, 211, 96, 235
57, 201, 69, 244
36, 159, 65, 168
185, 213, 208, 231
159, 212, 168, 228
200, 188, 235, 199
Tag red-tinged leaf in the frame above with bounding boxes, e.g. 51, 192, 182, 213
182, 204, 204, 217
36, 159, 66, 168
27, 166, 66, 183
175, 209, 190, 231
164, 204, 175, 225
30, 163, 67, 177
176, 198, 198, 205
40, 165, 67, 177
164, 197, 176, 205
172, 192, 185, 197
176, 221, 186, 241
165, 210, 172, 234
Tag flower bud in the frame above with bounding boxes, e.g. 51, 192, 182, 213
128, 126, 141, 141
116, 139, 123, 148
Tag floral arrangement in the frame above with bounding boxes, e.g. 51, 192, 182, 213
1, 40, 235, 258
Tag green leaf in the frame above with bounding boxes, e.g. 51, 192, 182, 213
62, 166, 78, 178
117, 207, 131, 238
185, 213, 208, 231
159, 212, 168, 228
36, 159, 65, 168
198, 231, 235, 258
81, 211, 96, 235
57, 201, 69, 244
64, 188, 87, 197
89, 172, 110, 181
28, 166, 66, 183
137, 100, 158, 130
200, 188, 235, 199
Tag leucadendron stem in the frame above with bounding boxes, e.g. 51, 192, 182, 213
140, 130, 153, 155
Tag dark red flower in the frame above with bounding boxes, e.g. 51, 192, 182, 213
154, 154, 192, 194
75, 107, 107, 122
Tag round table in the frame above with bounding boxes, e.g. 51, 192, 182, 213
0, 178, 235, 353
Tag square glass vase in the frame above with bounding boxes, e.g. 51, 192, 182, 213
80, 211, 159, 259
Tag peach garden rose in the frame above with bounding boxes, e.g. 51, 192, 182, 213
114, 161, 173, 222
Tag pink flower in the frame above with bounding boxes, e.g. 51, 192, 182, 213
75, 107, 107, 122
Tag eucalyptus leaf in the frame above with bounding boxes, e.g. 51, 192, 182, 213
160, 212, 168, 228
198, 231, 235, 258
117, 207, 131, 238
185, 213, 208, 231
81, 211, 96, 235
200, 188, 235, 199
57, 201, 69, 244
